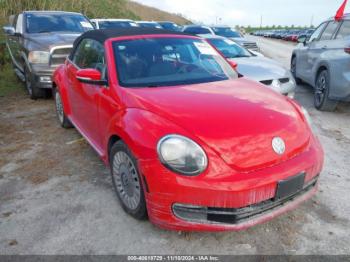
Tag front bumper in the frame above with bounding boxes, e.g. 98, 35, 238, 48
139, 136, 323, 231
31, 64, 56, 89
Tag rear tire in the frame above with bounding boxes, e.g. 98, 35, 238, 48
314, 70, 338, 111
291, 56, 303, 85
54, 88, 73, 128
24, 66, 46, 99
110, 141, 147, 220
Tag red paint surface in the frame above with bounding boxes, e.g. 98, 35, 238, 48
53, 34, 324, 231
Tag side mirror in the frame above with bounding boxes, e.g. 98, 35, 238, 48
228, 60, 238, 70
3, 26, 15, 36
76, 69, 107, 85
297, 35, 307, 45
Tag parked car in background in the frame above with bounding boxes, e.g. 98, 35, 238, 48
182, 25, 259, 51
182, 24, 214, 35
90, 19, 138, 29
253, 29, 316, 42
201, 35, 296, 97
2, 11, 93, 99
53, 27, 323, 231
136, 21, 162, 29
157, 21, 181, 31
210, 26, 259, 51
291, 15, 350, 111
297, 29, 315, 42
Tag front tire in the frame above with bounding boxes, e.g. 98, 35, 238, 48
291, 56, 303, 85
54, 88, 73, 128
314, 70, 338, 111
24, 66, 46, 99
110, 141, 147, 220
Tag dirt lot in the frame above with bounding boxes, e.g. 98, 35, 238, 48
0, 37, 350, 255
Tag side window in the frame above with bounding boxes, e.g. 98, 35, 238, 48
336, 20, 350, 39
309, 23, 327, 42
15, 14, 23, 33
319, 21, 340, 41
73, 39, 107, 79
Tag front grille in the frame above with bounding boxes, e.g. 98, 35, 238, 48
50, 46, 72, 66
172, 176, 318, 225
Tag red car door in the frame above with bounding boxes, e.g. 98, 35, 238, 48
67, 39, 106, 154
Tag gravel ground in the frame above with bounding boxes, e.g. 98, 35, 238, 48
0, 37, 350, 255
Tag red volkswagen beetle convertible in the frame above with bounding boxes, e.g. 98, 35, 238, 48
53, 28, 324, 231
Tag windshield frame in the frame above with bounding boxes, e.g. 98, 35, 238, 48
24, 12, 93, 34
108, 35, 238, 88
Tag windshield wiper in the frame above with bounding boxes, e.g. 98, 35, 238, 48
37, 30, 51, 33
234, 55, 251, 58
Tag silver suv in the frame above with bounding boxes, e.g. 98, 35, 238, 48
291, 15, 350, 111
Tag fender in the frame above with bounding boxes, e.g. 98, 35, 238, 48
103, 108, 233, 178
53, 64, 72, 116
6, 42, 23, 71
103, 108, 189, 164
312, 61, 330, 86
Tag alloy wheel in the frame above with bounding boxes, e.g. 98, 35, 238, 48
315, 72, 327, 107
112, 151, 141, 210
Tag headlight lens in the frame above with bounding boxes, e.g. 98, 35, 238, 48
157, 135, 208, 176
28, 51, 50, 64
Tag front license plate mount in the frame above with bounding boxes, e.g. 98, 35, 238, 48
275, 172, 306, 200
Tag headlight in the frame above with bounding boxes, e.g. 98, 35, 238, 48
157, 135, 208, 176
28, 51, 50, 64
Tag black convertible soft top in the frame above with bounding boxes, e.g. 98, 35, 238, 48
75, 27, 191, 45
70, 28, 192, 59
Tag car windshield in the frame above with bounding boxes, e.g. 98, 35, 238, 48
207, 38, 252, 59
26, 13, 93, 33
113, 37, 238, 87
99, 21, 138, 29
213, 27, 241, 38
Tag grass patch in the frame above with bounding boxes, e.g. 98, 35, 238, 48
0, 64, 24, 97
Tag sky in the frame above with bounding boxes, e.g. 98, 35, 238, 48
134, 0, 350, 27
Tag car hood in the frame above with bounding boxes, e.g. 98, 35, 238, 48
229, 56, 290, 81
123, 78, 310, 172
25, 32, 81, 50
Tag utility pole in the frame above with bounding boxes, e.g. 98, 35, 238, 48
260, 15, 263, 28
310, 15, 314, 27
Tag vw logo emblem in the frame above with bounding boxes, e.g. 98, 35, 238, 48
272, 137, 286, 155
